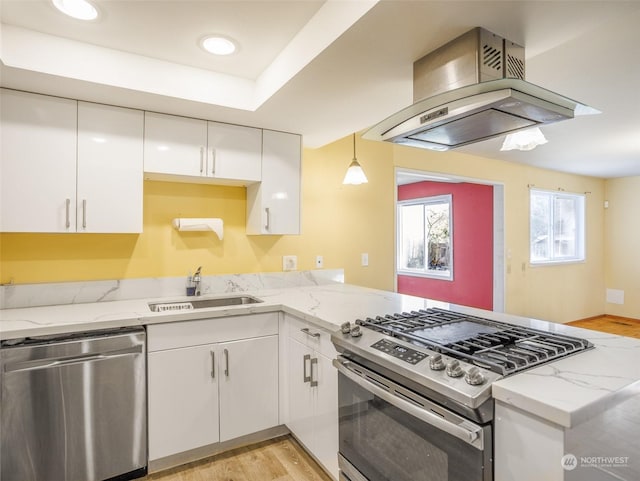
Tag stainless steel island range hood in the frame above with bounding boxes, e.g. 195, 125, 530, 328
363, 27, 598, 151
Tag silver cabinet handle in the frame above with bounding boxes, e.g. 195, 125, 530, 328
200, 146, 205, 174
224, 348, 229, 377
210, 350, 215, 379
265, 207, 270, 231
310, 357, 318, 387
65, 198, 71, 229
301, 327, 321, 338
82, 199, 87, 229
211, 148, 216, 175
303, 354, 311, 383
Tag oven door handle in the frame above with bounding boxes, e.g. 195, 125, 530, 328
334, 357, 485, 450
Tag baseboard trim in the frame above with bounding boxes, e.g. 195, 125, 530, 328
570, 314, 640, 324
149, 425, 289, 474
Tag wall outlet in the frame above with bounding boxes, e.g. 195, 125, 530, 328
283, 255, 298, 271
316, 255, 323, 268
361, 253, 369, 267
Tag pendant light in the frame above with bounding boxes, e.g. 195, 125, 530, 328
342, 133, 368, 185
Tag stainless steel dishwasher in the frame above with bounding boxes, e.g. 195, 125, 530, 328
0, 327, 147, 481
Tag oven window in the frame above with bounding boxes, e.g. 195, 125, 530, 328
338, 372, 490, 481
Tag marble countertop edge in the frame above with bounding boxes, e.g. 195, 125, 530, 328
2, 282, 639, 431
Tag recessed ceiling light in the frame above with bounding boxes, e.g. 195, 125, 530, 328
52, 0, 99, 20
201, 36, 237, 56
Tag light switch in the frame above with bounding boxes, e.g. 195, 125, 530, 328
361, 253, 369, 266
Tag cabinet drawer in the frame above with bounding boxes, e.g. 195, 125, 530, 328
286, 314, 336, 359
148, 312, 278, 352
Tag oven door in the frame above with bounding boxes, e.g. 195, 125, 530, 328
334, 356, 492, 481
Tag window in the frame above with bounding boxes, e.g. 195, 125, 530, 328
530, 189, 585, 264
397, 194, 452, 279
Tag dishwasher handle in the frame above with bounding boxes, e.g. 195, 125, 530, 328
4, 345, 144, 374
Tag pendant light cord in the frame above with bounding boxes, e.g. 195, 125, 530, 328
353, 133, 356, 160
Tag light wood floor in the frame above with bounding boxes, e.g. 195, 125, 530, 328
145, 435, 333, 481
567, 314, 640, 339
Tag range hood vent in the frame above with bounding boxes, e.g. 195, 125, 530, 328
363, 27, 597, 151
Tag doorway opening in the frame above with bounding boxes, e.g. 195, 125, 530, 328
395, 169, 505, 312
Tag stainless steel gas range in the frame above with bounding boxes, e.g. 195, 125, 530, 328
331, 308, 593, 481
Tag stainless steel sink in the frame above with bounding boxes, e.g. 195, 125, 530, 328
148, 295, 263, 312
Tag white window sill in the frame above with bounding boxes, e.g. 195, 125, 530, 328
397, 270, 453, 281
529, 259, 586, 267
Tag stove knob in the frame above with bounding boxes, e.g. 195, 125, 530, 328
340, 322, 352, 334
445, 360, 464, 378
465, 366, 486, 386
429, 354, 446, 371
350, 325, 362, 338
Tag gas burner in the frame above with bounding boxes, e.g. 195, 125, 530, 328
353, 308, 593, 376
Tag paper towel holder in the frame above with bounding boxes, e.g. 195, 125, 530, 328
172, 218, 224, 240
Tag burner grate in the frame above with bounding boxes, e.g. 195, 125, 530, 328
356, 308, 593, 376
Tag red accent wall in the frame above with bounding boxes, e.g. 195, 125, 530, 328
397, 181, 493, 310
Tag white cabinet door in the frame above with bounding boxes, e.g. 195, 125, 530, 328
148, 344, 219, 461
207, 122, 261, 182
143, 111, 207, 177
287, 337, 315, 451
285, 316, 339, 479
247, 130, 301, 235
218, 335, 279, 442
77, 102, 143, 233
313, 353, 339, 479
0, 89, 77, 232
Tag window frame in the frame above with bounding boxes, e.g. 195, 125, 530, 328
397, 194, 454, 281
529, 188, 586, 266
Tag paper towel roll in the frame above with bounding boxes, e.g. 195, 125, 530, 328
172, 218, 223, 240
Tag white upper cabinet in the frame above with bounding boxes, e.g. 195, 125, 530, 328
0, 90, 143, 233
143, 112, 207, 177
1, 89, 77, 232
144, 112, 261, 185
207, 121, 262, 182
246, 130, 301, 235
77, 102, 143, 233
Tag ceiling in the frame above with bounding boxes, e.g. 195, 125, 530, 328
1, 0, 639, 179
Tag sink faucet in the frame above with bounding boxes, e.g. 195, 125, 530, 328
192, 266, 202, 296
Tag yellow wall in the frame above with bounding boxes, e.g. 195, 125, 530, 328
0, 135, 394, 292
391, 145, 606, 322
604, 176, 640, 318
0, 135, 608, 322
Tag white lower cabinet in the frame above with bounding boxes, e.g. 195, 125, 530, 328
218, 335, 279, 442
147, 314, 279, 464
285, 315, 339, 479
148, 344, 220, 459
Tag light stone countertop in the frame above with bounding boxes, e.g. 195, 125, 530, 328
1, 281, 639, 430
